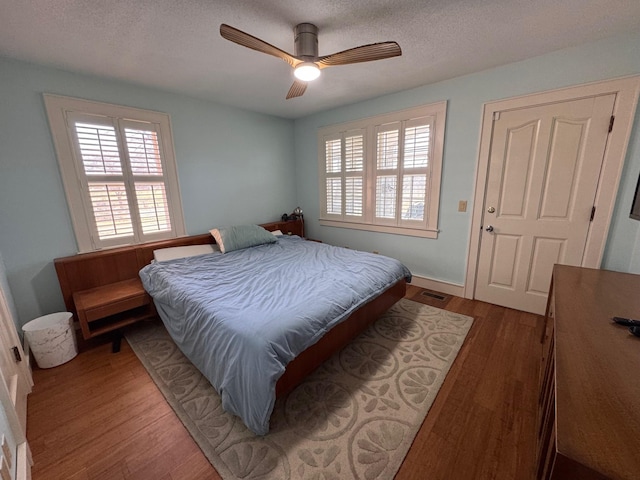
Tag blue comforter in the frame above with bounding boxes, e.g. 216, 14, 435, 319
139, 235, 411, 435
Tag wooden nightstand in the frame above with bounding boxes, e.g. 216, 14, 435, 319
73, 278, 155, 341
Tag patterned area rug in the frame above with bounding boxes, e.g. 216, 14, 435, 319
125, 299, 473, 480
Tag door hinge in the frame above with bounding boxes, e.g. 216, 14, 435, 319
493, 111, 501, 121
609, 115, 615, 133
590, 206, 596, 222
12, 346, 22, 362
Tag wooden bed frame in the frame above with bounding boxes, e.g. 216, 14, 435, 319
276, 278, 405, 396
54, 218, 406, 397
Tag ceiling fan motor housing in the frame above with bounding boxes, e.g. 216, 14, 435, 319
294, 23, 319, 60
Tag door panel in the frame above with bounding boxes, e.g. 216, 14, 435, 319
499, 121, 538, 217
0, 256, 32, 480
488, 234, 521, 287
475, 94, 616, 314
528, 237, 565, 293
539, 117, 589, 220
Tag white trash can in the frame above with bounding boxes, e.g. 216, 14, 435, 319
22, 312, 78, 368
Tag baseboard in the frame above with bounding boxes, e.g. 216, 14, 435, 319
410, 275, 465, 297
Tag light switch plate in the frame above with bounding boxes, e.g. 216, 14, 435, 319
458, 200, 467, 212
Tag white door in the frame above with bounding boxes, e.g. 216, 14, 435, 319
0, 265, 33, 480
474, 94, 616, 314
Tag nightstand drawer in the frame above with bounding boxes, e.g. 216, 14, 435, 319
84, 294, 150, 323
72, 278, 155, 339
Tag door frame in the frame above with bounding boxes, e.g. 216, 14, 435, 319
464, 75, 640, 299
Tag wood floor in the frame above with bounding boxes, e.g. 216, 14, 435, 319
27, 286, 543, 480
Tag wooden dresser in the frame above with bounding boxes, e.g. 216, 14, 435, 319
537, 265, 640, 480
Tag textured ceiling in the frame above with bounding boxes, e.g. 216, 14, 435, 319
1, 0, 639, 118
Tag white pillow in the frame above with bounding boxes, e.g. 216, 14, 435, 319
153, 244, 219, 262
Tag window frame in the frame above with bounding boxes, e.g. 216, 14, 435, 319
44, 94, 186, 252
318, 102, 447, 238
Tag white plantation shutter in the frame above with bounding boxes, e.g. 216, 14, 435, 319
71, 116, 136, 245
125, 128, 164, 175
44, 95, 185, 252
345, 134, 364, 172
374, 117, 433, 226
135, 183, 171, 234
324, 136, 343, 216
322, 130, 365, 219
122, 122, 172, 236
345, 177, 363, 216
76, 122, 122, 175
325, 138, 341, 174
401, 175, 426, 219
376, 127, 399, 170
403, 123, 430, 169
375, 176, 397, 218
326, 178, 342, 215
87, 183, 134, 239
344, 133, 364, 217
318, 102, 446, 238
400, 118, 432, 224
375, 123, 401, 223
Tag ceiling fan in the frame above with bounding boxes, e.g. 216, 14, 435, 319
220, 23, 402, 99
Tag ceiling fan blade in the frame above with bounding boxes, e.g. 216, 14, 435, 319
286, 80, 307, 99
220, 24, 300, 68
317, 42, 401, 68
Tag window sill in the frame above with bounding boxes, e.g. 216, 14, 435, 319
319, 219, 438, 239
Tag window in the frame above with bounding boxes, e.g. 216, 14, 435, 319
319, 102, 446, 238
44, 94, 185, 252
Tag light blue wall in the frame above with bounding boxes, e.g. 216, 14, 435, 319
294, 31, 640, 284
0, 57, 295, 326
602, 104, 640, 274
2, 31, 640, 327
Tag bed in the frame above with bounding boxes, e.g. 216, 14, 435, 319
139, 227, 411, 435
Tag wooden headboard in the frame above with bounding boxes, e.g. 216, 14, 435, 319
54, 219, 304, 316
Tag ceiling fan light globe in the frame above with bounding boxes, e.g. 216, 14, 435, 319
294, 63, 320, 81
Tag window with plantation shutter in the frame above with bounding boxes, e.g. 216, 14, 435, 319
44, 95, 185, 252
319, 102, 446, 238
322, 130, 365, 220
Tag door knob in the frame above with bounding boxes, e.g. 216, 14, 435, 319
485, 225, 494, 232
487, 206, 495, 213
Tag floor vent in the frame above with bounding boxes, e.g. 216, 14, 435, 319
420, 290, 448, 301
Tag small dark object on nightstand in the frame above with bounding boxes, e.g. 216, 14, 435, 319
630, 326, 640, 337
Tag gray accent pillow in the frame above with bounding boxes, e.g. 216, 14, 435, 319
209, 224, 277, 253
